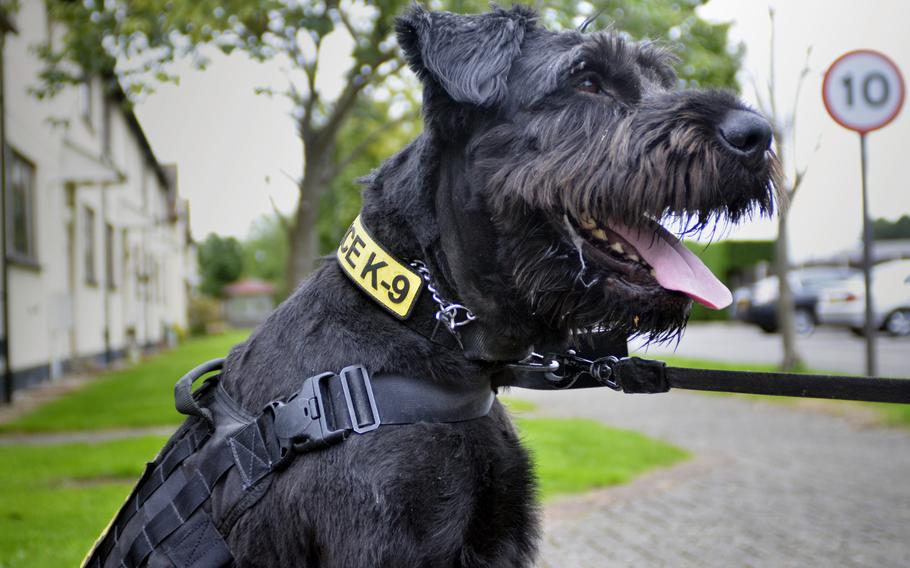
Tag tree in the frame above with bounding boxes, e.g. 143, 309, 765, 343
309, 1, 746, 253
198, 234, 243, 297
33, 0, 743, 293
546, 0, 742, 90
36, 0, 420, 292
871, 215, 910, 241
317, 96, 421, 254
243, 213, 290, 293
752, 8, 814, 371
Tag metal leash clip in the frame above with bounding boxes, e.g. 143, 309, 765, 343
551, 351, 623, 390
508, 351, 624, 390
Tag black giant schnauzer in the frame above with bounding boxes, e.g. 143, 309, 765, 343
220, 5, 780, 566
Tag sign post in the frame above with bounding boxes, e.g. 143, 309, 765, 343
823, 49, 904, 377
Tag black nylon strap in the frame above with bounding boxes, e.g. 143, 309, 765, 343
665, 366, 910, 403
89, 425, 208, 568
314, 369, 495, 428
136, 431, 205, 506
509, 355, 910, 404
270, 366, 495, 461
228, 415, 280, 489
163, 510, 233, 568
121, 449, 235, 567
367, 373, 495, 424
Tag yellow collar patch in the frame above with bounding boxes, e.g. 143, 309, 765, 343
337, 215, 424, 319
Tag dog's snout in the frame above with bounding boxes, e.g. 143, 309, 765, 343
717, 110, 772, 158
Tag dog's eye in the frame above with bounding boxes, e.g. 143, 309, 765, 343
576, 76, 607, 96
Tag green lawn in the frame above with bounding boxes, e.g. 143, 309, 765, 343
0, 436, 168, 568
517, 417, 688, 500
499, 397, 538, 414
0, 333, 690, 567
877, 404, 910, 427
0, 331, 250, 433
0, 418, 685, 567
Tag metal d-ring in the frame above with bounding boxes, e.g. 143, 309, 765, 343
507, 352, 561, 373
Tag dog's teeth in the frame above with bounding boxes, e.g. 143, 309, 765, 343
579, 215, 598, 230
650, 269, 657, 277
628, 253, 640, 262
591, 228, 607, 241
610, 242, 624, 254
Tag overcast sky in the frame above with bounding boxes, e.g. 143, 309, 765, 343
134, 0, 910, 262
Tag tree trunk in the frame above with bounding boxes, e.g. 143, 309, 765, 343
775, 209, 802, 370
286, 140, 335, 293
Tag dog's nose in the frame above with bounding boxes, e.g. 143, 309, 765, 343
717, 110, 773, 158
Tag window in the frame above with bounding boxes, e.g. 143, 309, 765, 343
105, 223, 115, 289
84, 207, 97, 285
122, 228, 129, 289
79, 79, 93, 127
5, 149, 38, 264
102, 98, 112, 157
135, 247, 142, 300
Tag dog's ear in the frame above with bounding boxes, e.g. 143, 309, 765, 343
396, 5, 534, 107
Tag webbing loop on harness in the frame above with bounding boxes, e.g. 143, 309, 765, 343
174, 358, 225, 427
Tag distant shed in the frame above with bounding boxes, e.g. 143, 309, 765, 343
223, 279, 276, 327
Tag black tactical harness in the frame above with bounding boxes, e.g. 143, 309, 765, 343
84, 216, 910, 568
82, 358, 497, 568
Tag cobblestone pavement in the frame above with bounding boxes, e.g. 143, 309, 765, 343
512, 388, 910, 567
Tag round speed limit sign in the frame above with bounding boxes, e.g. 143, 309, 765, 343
823, 49, 905, 134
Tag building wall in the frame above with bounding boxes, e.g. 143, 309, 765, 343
3, 1, 194, 389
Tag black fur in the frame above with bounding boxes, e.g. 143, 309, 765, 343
220, 5, 780, 566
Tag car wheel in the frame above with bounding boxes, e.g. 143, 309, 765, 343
885, 309, 910, 337
794, 309, 815, 336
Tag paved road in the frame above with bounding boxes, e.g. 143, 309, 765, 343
632, 322, 908, 378
513, 388, 910, 567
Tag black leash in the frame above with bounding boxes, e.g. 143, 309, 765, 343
337, 215, 910, 406
507, 351, 910, 404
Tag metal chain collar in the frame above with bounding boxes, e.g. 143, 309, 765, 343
409, 260, 477, 332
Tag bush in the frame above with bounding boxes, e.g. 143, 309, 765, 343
188, 295, 223, 336
685, 240, 775, 321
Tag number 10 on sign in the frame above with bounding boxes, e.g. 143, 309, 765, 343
824, 50, 904, 134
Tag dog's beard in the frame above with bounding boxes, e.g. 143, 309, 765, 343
499, 209, 691, 343
478, 91, 781, 342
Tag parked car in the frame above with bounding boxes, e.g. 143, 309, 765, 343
817, 259, 910, 337
735, 267, 860, 335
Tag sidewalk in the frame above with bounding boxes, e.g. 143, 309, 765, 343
0, 373, 95, 425
516, 388, 910, 567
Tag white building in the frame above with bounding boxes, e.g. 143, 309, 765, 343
1, 1, 193, 398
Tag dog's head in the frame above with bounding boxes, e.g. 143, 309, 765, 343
383, 5, 781, 353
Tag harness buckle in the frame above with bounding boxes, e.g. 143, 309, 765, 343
269, 366, 382, 464
338, 365, 381, 434
270, 372, 346, 462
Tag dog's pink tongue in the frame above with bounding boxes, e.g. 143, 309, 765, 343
611, 222, 733, 310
